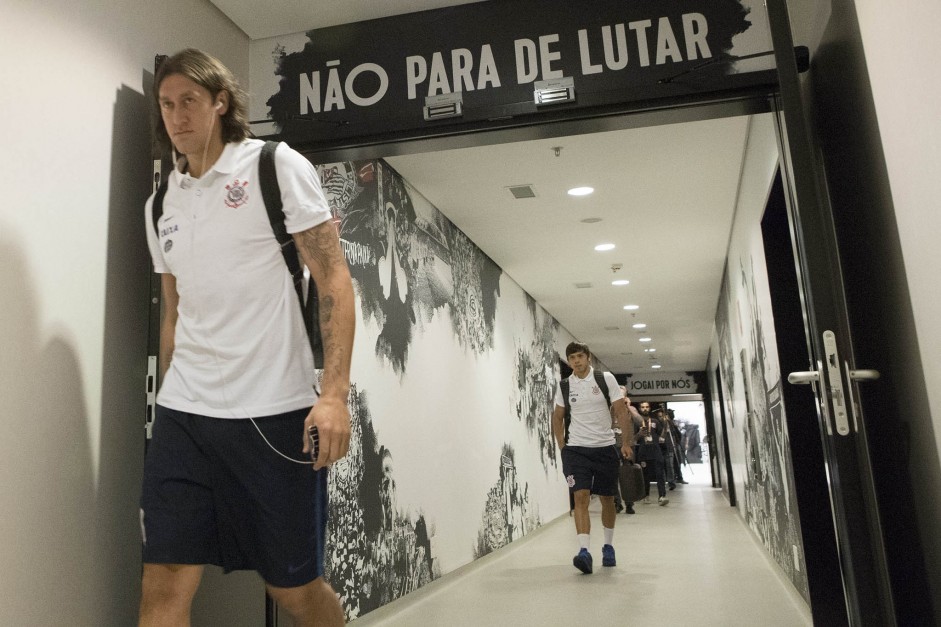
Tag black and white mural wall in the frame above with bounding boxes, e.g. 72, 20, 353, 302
315, 158, 575, 620
707, 115, 809, 602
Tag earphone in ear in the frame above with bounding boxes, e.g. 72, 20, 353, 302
215, 101, 223, 111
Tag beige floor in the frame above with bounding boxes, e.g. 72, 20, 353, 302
351, 470, 813, 626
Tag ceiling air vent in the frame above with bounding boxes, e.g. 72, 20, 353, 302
574, 282, 593, 289
507, 184, 537, 199
604, 326, 620, 331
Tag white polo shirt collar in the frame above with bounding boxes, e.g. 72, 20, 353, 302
572, 366, 595, 383
171, 141, 240, 186
210, 141, 240, 175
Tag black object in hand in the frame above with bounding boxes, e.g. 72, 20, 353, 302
308, 425, 320, 462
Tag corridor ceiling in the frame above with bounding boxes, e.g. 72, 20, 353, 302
210, 0, 768, 374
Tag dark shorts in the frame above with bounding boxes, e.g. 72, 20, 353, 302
561, 445, 620, 496
140, 405, 328, 588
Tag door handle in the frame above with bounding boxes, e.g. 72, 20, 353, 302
787, 371, 819, 385
849, 369, 880, 382
823, 331, 851, 436
845, 368, 879, 434
789, 364, 834, 436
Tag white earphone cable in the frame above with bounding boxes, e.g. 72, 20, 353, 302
184, 101, 315, 465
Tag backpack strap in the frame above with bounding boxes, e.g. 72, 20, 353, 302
259, 140, 324, 368
560, 378, 571, 445
151, 179, 169, 236
259, 141, 304, 301
594, 370, 612, 409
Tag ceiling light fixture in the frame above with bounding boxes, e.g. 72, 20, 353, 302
652, 364, 662, 369
639, 337, 652, 343
623, 304, 639, 310
568, 186, 594, 196
594, 243, 615, 251
632, 323, 647, 329
612, 279, 630, 286
644, 348, 657, 353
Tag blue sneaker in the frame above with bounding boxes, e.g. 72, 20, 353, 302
573, 548, 593, 574
602, 544, 616, 567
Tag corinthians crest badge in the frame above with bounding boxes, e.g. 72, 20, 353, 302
224, 179, 249, 208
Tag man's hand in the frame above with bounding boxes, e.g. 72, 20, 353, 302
621, 443, 633, 461
303, 396, 351, 470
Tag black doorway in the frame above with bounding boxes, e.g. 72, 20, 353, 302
761, 169, 847, 626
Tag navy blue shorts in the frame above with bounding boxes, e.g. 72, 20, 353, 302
561, 445, 620, 496
140, 405, 328, 588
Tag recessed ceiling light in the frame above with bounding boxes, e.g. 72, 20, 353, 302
594, 243, 615, 251
639, 337, 652, 343
623, 305, 639, 311
568, 186, 594, 196
652, 364, 662, 369
581, 217, 602, 224
644, 348, 657, 353
632, 323, 647, 329
611, 279, 630, 286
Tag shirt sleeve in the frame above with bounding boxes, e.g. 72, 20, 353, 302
274, 143, 333, 234
144, 193, 170, 274
604, 372, 623, 404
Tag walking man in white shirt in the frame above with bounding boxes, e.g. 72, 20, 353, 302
552, 342, 634, 573
140, 48, 354, 626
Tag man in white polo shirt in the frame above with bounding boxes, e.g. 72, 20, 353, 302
140, 49, 354, 626
552, 342, 634, 574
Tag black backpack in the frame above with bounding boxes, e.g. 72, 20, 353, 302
559, 371, 611, 444
151, 140, 324, 368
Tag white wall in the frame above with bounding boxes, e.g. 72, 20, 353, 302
853, 0, 941, 478
853, 0, 941, 604
0, 1, 254, 624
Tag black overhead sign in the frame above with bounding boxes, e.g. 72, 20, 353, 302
254, 0, 775, 148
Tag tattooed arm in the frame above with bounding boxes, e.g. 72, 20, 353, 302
293, 220, 356, 469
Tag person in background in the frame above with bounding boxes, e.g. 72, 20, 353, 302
664, 409, 688, 485
659, 409, 678, 490
635, 401, 669, 506
616, 386, 643, 514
